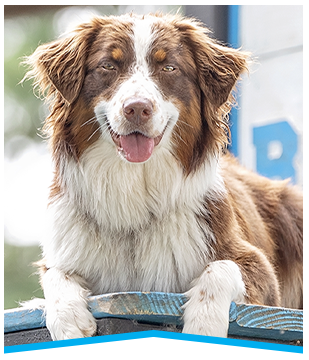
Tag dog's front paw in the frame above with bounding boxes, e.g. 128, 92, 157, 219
183, 292, 229, 346
46, 304, 97, 340
180, 310, 229, 347
183, 305, 229, 337
42, 267, 97, 340
182, 260, 245, 338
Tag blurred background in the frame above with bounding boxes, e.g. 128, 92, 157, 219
4, 5, 303, 309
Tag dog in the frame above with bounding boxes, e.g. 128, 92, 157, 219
24, 13, 303, 340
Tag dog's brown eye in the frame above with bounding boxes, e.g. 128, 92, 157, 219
162, 65, 175, 72
102, 63, 116, 71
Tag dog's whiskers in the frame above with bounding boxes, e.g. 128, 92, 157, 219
81, 116, 97, 127
170, 123, 189, 146
87, 127, 102, 142
176, 119, 194, 129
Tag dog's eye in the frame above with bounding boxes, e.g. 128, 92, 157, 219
102, 63, 116, 71
162, 65, 176, 72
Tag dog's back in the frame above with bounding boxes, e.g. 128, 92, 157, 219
221, 154, 303, 309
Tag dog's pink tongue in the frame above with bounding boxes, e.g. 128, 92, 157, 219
120, 133, 155, 163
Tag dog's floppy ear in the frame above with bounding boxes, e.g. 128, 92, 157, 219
176, 17, 248, 108
24, 21, 99, 105
173, 16, 250, 166
196, 40, 249, 109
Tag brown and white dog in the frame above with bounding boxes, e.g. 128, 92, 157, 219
24, 13, 303, 340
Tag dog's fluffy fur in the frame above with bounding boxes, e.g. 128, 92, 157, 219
24, 13, 302, 340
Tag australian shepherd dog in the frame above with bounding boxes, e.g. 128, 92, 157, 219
24, 13, 302, 340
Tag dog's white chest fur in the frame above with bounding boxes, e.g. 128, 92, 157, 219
43, 139, 222, 294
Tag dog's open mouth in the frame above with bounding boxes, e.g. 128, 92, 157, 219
110, 130, 164, 163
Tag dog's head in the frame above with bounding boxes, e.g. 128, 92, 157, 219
25, 13, 248, 173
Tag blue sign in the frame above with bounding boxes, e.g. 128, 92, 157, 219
253, 121, 298, 182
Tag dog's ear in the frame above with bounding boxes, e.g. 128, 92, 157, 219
175, 17, 248, 108
178, 19, 249, 110
196, 40, 249, 110
172, 16, 250, 168
179, 18, 249, 129
24, 22, 99, 105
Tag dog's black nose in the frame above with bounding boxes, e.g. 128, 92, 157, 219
123, 97, 153, 124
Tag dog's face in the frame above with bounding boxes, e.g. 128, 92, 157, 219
83, 17, 189, 163
26, 13, 248, 173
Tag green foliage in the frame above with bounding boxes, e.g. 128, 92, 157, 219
4, 11, 55, 310
4, 243, 44, 309
4, 13, 56, 158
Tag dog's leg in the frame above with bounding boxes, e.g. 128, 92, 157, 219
182, 260, 245, 337
42, 267, 97, 340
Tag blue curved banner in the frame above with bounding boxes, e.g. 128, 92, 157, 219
4, 330, 303, 354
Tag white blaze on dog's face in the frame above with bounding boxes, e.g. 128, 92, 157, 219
81, 15, 206, 165
87, 17, 179, 163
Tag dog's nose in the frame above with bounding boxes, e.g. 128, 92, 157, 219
123, 98, 153, 124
